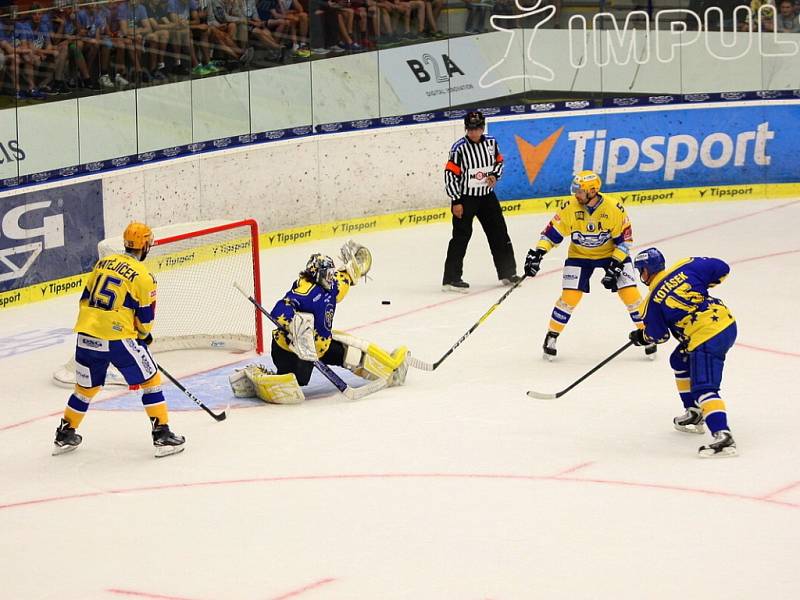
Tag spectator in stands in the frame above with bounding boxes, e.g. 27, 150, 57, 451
50, 5, 94, 90
373, 0, 397, 44
243, 0, 287, 62
0, 16, 21, 97
750, 0, 776, 31
491, 0, 514, 30
348, 0, 372, 48
190, 0, 222, 74
777, 0, 800, 29
107, 1, 136, 88
327, 0, 359, 51
166, 0, 196, 75
207, 0, 255, 66
144, 0, 181, 78
394, 0, 425, 40
304, 0, 333, 54
90, 2, 128, 89
28, 5, 70, 95
464, 0, 489, 34
134, 0, 170, 82
423, 0, 443, 35
273, 0, 311, 55
14, 11, 44, 98
258, 0, 292, 49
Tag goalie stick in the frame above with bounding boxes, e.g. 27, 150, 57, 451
408, 276, 527, 371
158, 364, 228, 421
234, 282, 388, 401
526, 340, 634, 399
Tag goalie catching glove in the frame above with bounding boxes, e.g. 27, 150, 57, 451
339, 240, 372, 284
229, 364, 305, 404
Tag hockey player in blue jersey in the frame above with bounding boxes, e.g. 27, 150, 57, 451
230, 241, 409, 403
629, 247, 737, 457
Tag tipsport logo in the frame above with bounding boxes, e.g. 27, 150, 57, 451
478, 1, 800, 90
512, 121, 776, 187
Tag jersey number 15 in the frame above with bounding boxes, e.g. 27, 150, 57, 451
88, 275, 122, 311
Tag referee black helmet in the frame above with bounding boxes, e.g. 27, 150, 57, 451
464, 110, 485, 130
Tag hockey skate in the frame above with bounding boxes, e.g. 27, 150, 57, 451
442, 279, 469, 294
151, 417, 186, 458
644, 343, 657, 360
673, 407, 705, 434
542, 331, 558, 361
52, 418, 82, 455
698, 430, 737, 458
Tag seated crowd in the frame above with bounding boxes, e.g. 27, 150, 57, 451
0, 0, 795, 98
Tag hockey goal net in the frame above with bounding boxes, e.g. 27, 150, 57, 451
53, 219, 263, 386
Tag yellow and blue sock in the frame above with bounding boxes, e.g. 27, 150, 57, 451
63, 385, 101, 429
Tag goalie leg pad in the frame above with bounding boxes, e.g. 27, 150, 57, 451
339, 334, 408, 384
246, 368, 305, 404
229, 366, 257, 398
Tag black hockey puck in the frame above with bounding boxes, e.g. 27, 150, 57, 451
381, 300, 391, 305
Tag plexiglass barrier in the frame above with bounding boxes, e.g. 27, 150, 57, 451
0, 0, 798, 181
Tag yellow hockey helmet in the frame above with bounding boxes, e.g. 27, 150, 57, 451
570, 170, 602, 195
123, 222, 154, 252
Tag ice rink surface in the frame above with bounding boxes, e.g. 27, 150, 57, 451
1, 199, 799, 600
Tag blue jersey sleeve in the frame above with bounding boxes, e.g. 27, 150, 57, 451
693, 256, 730, 288
271, 291, 298, 330
641, 299, 670, 343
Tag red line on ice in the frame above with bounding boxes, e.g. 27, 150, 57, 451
106, 589, 202, 600
266, 577, 337, 600
759, 481, 800, 500
1, 472, 798, 512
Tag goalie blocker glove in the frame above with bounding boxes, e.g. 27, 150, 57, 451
601, 259, 623, 291
524, 248, 545, 277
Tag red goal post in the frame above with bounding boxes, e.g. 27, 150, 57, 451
53, 218, 263, 387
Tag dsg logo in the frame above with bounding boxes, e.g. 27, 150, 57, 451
0, 201, 64, 283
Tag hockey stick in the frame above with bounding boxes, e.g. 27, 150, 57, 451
234, 282, 388, 401
526, 340, 634, 400
158, 364, 227, 421
408, 276, 527, 371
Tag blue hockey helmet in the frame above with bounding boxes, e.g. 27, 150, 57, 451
303, 253, 336, 290
634, 247, 666, 277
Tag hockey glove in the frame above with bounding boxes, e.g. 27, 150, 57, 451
601, 259, 623, 291
524, 249, 545, 277
138, 333, 153, 346
629, 329, 649, 346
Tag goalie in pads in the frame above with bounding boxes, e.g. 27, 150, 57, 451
230, 241, 409, 404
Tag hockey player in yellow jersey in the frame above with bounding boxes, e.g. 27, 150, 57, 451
53, 222, 186, 458
523, 170, 656, 360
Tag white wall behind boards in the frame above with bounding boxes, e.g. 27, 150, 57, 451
101, 119, 463, 236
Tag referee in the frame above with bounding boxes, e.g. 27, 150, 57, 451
442, 110, 519, 292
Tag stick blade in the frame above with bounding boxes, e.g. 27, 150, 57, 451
408, 356, 435, 371
527, 390, 558, 400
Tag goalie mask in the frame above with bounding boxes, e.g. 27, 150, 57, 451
303, 253, 336, 290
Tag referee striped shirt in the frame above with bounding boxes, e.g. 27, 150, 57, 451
444, 135, 504, 202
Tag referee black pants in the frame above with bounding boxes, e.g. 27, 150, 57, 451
443, 192, 517, 284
